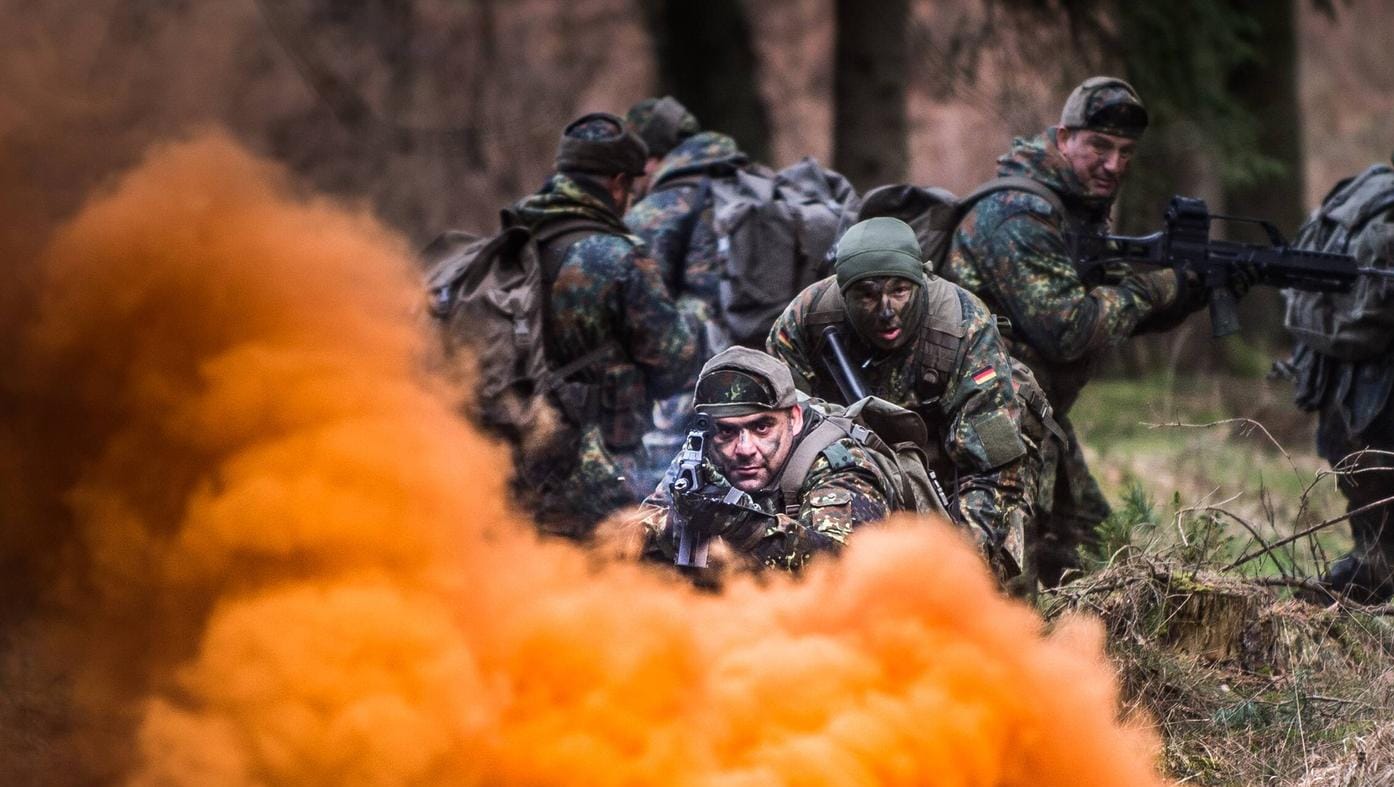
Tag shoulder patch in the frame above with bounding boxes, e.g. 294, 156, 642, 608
970, 409, 1027, 468
808, 488, 853, 507
820, 441, 856, 471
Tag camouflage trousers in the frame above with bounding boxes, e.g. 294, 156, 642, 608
1028, 414, 1111, 588
1315, 396, 1394, 602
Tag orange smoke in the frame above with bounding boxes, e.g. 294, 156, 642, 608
3, 133, 1169, 785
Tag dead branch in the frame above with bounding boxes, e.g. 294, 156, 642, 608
1227, 493, 1394, 570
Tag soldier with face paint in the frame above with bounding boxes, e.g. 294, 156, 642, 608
767, 218, 1033, 566
636, 346, 896, 573
940, 77, 1209, 586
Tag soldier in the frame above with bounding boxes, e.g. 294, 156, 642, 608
767, 217, 1034, 570
939, 76, 1207, 585
510, 112, 705, 537
637, 346, 896, 573
624, 95, 701, 198
1285, 156, 1394, 604
624, 118, 750, 338
624, 102, 750, 486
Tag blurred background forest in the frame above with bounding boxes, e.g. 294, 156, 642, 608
6, 5, 1394, 781
5, 0, 1393, 365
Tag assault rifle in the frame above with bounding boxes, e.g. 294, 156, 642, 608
670, 413, 712, 568
1069, 195, 1394, 337
819, 325, 870, 403
817, 325, 958, 521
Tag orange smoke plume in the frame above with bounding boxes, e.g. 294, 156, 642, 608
2, 133, 1169, 785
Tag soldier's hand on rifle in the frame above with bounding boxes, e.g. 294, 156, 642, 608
1123, 268, 1187, 310
673, 485, 774, 546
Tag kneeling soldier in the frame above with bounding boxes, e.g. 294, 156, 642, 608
638, 346, 896, 573
767, 217, 1036, 570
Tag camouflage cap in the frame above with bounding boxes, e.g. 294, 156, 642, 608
555, 112, 648, 177
625, 96, 700, 159
834, 217, 926, 292
1060, 76, 1149, 139
693, 346, 798, 417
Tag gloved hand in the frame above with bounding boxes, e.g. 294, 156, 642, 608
1124, 267, 1214, 316
673, 485, 774, 547
1122, 268, 1185, 310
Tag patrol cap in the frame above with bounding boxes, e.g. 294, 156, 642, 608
1060, 76, 1149, 139
555, 112, 649, 177
625, 96, 700, 159
834, 217, 926, 293
693, 346, 799, 418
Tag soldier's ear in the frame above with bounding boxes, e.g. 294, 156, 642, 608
787, 405, 805, 434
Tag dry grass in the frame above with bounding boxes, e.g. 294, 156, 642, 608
1042, 553, 1394, 785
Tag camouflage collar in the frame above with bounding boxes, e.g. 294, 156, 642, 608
650, 131, 749, 188
997, 129, 1113, 217
513, 173, 630, 235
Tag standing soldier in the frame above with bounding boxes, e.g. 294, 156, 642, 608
767, 217, 1034, 572
940, 77, 1206, 585
511, 112, 705, 537
624, 99, 750, 483
637, 346, 896, 573
1284, 155, 1394, 604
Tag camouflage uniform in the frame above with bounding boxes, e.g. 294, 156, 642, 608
767, 274, 1031, 557
941, 128, 1191, 582
624, 131, 751, 485
510, 117, 704, 537
638, 408, 893, 572
625, 131, 748, 319
637, 346, 894, 573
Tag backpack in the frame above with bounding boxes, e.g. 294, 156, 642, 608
836, 176, 1066, 272
422, 213, 617, 442
1283, 164, 1394, 362
660, 157, 860, 347
778, 397, 951, 520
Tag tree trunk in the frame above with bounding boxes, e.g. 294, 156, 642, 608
832, 0, 909, 190
1222, 0, 1304, 351
638, 0, 772, 163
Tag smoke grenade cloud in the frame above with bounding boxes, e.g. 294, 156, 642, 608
2, 133, 1170, 785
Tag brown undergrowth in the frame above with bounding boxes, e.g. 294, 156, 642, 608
1042, 550, 1394, 785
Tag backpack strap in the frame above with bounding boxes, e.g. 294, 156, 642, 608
912, 278, 967, 390
532, 217, 623, 283
804, 281, 847, 331
647, 175, 713, 294
777, 416, 866, 517
529, 217, 629, 423
958, 175, 1068, 222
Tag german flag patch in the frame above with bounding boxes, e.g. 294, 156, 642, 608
971, 366, 998, 385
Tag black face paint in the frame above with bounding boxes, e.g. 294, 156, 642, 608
845, 276, 925, 353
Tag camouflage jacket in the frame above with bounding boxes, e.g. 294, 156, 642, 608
625, 131, 748, 305
765, 275, 1030, 547
513, 172, 705, 451
941, 129, 1178, 414
639, 407, 892, 572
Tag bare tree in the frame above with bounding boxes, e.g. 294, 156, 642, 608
833, 0, 909, 189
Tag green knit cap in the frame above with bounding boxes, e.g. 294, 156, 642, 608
834, 217, 925, 292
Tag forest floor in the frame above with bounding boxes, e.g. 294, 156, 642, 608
1049, 373, 1394, 785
